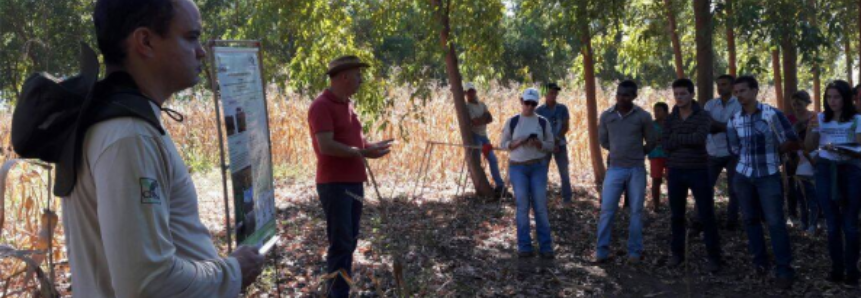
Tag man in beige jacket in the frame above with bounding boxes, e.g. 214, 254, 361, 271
61, 0, 264, 297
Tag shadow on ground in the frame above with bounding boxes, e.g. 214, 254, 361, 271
215, 182, 861, 298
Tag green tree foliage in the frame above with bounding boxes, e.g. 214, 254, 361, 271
0, 0, 94, 101
2, 0, 861, 104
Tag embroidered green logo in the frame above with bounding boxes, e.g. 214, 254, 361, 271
140, 178, 161, 204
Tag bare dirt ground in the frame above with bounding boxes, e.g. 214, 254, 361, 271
197, 173, 861, 298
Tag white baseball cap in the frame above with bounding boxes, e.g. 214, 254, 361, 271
464, 82, 476, 91
522, 88, 540, 102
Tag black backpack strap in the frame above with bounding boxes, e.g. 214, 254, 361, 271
509, 115, 547, 138
538, 117, 547, 138
55, 90, 165, 196
509, 115, 520, 138
90, 91, 166, 135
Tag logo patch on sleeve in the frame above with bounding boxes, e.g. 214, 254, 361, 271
140, 178, 161, 204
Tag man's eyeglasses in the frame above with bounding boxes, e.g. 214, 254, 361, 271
522, 101, 538, 107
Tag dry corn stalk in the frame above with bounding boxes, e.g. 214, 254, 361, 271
0, 245, 60, 298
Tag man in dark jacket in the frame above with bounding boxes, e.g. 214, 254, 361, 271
663, 78, 722, 273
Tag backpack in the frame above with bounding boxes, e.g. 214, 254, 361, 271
508, 115, 548, 138
11, 43, 164, 196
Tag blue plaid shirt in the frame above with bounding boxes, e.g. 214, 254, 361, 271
726, 103, 798, 178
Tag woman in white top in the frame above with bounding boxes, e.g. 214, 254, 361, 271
500, 88, 555, 259
805, 80, 861, 286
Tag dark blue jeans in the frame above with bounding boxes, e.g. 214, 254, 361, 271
317, 183, 364, 298
734, 173, 795, 278
815, 160, 861, 279
668, 168, 721, 261
708, 156, 739, 223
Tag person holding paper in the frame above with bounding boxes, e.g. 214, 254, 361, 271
805, 80, 861, 286
309, 55, 392, 298
62, 1, 265, 297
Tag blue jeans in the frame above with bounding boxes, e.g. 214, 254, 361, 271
473, 134, 505, 188
708, 156, 739, 223
815, 160, 861, 279
548, 145, 573, 202
317, 183, 364, 298
789, 176, 819, 230
734, 174, 794, 278
597, 166, 646, 258
510, 160, 553, 253
668, 168, 722, 260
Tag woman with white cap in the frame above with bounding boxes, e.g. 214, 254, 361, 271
500, 87, 556, 259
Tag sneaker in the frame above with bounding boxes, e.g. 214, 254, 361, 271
539, 252, 556, 260
705, 259, 721, 273
627, 255, 642, 264
667, 255, 684, 267
787, 217, 801, 228
518, 251, 535, 259
775, 276, 794, 290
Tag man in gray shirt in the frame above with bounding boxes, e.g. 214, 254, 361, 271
703, 74, 742, 230
595, 80, 656, 263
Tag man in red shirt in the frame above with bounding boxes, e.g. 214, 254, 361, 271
308, 56, 391, 298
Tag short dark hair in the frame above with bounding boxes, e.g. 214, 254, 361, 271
733, 75, 759, 90
653, 102, 669, 112
618, 80, 638, 95
791, 90, 812, 105
671, 78, 695, 93
854, 84, 861, 96
94, 0, 176, 65
716, 74, 735, 83
823, 80, 858, 123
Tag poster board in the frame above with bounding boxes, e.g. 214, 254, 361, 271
208, 41, 277, 251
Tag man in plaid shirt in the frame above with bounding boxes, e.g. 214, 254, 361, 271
726, 76, 801, 290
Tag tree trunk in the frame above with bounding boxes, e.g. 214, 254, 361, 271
664, 0, 684, 78
858, 0, 861, 85
694, 0, 714, 105
577, 5, 605, 187
781, 38, 798, 117
814, 67, 821, 112
810, 0, 820, 112
847, 38, 854, 86
726, 0, 737, 76
432, 0, 493, 197
771, 48, 784, 110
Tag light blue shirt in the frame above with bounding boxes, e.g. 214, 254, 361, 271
536, 103, 570, 144
704, 96, 741, 157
